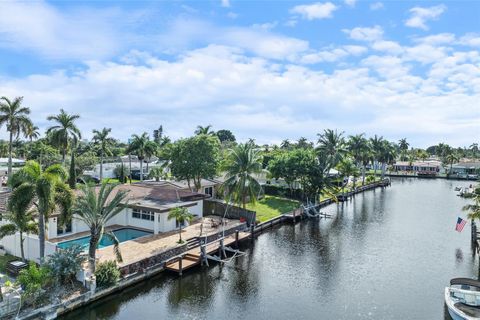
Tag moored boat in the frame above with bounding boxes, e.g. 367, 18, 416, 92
445, 278, 480, 319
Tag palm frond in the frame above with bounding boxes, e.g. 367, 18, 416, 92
104, 231, 123, 263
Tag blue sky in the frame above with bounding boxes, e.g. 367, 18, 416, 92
0, 0, 479, 147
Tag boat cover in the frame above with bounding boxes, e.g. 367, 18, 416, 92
451, 278, 480, 288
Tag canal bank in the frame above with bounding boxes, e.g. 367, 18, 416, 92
23, 179, 389, 319
59, 178, 476, 320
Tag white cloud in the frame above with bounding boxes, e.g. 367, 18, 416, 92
370, 2, 384, 10
0, 1, 130, 60
371, 40, 403, 54
344, 0, 356, 8
414, 33, 455, 45
290, 2, 338, 20
221, 0, 230, 8
459, 33, 480, 47
343, 26, 384, 42
405, 5, 447, 30
1, 44, 478, 147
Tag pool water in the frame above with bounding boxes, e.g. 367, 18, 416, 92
57, 228, 152, 250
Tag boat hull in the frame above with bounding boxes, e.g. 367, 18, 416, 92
445, 287, 477, 320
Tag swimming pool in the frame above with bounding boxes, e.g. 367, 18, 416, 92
57, 228, 152, 250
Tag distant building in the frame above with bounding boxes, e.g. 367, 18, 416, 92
450, 161, 480, 177
392, 160, 442, 174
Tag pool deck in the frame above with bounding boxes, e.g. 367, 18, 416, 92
95, 216, 245, 268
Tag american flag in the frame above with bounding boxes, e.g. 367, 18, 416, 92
456, 217, 467, 232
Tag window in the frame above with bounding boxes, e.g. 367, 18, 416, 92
132, 208, 154, 221
57, 219, 72, 235
204, 186, 213, 197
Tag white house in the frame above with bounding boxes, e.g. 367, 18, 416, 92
0, 183, 208, 262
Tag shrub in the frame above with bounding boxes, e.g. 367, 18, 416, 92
95, 261, 120, 288
366, 175, 375, 184
46, 245, 86, 285
17, 262, 51, 305
114, 164, 129, 183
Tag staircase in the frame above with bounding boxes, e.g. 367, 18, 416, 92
186, 237, 200, 250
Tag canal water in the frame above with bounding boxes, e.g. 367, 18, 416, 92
63, 178, 477, 320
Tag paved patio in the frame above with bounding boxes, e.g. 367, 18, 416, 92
96, 216, 244, 267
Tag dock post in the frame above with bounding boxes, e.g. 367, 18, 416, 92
250, 224, 255, 241
235, 230, 239, 248
179, 257, 183, 276
472, 221, 477, 243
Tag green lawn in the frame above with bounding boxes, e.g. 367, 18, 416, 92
247, 195, 300, 222
101, 178, 141, 184
0, 254, 16, 274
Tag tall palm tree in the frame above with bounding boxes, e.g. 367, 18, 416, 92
470, 143, 479, 159
347, 134, 370, 184
46, 109, 81, 163
126, 133, 156, 181
369, 135, 384, 176
8, 160, 73, 262
25, 125, 40, 142
92, 128, 115, 182
336, 158, 359, 194
280, 139, 291, 150
379, 140, 396, 179
445, 152, 460, 176
194, 125, 215, 136
168, 207, 194, 243
317, 129, 347, 166
74, 183, 128, 272
0, 96, 33, 176
222, 142, 263, 209
0, 208, 38, 262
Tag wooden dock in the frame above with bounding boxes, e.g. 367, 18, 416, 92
165, 231, 250, 274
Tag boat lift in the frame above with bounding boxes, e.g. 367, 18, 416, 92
301, 200, 332, 219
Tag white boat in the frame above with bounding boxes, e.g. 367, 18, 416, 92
455, 186, 462, 191
445, 278, 480, 319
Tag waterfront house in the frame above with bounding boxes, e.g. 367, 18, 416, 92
0, 183, 208, 261
392, 160, 442, 175
450, 161, 480, 178
139, 178, 223, 198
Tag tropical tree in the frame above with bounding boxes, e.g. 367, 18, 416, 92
126, 133, 157, 181
296, 137, 313, 149
347, 134, 370, 185
222, 142, 263, 209
470, 143, 479, 159
445, 152, 460, 176
194, 125, 215, 136
280, 139, 292, 150
0, 209, 37, 261
336, 158, 360, 192
46, 109, 81, 163
92, 128, 115, 182
0, 96, 33, 176
168, 135, 220, 191
369, 135, 384, 176
168, 207, 194, 243
73, 183, 128, 272
8, 161, 73, 262
216, 129, 236, 143
378, 140, 397, 179
398, 138, 409, 161
317, 129, 347, 166
25, 125, 40, 142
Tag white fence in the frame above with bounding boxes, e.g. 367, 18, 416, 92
0, 233, 57, 262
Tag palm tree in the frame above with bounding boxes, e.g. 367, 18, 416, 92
222, 142, 263, 209
280, 139, 291, 150
194, 125, 215, 136
347, 134, 370, 185
0, 209, 37, 262
0, 96, 33, 176
46, 109, 81, 163
74, 183, 128, 272
369, 135, 384, 176
8, 160, 73, 262
379, 141, 396, 179
470, 143, 479, 159
317, 129, 347, 166
168, 207, 194, 243
92, 128, 115, 182
126, 133, 157, 181
445, 152, 460, 176
336, 158, 360, 194
25, 125, 40, 142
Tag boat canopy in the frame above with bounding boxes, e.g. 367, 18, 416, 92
450, 278, 480, 288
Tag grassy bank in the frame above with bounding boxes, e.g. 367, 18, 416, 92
247, 195, 300, 222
